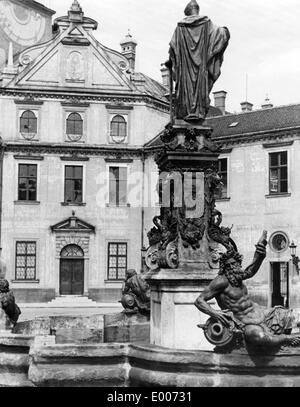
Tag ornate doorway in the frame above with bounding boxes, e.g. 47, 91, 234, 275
60, 245, 84, 295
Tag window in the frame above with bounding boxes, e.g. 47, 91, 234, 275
110, 115, 127, 143
269, 152, 288, 194
15, 241, 37, 280
64, 166, 83, 204
18, 164, 37, 201
20, 110, 37, 134
109, 167, 127, 206
270, 232, 289, 253
107, 243, 127, 280
66, 112, 83, 139
216, 158, 228, 199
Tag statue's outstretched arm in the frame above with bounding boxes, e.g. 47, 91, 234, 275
243, 243, 266, 281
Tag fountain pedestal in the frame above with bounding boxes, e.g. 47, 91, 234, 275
149, 269, 218, 350
146, 124, 224, 351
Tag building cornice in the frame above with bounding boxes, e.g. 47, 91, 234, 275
212, 127, 300, 150
0, 88, 169, 113
4, 142, 143, 159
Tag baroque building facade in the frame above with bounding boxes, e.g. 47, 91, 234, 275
0, 1, 169, 303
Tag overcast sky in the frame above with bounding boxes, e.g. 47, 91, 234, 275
44, 0, 300, 113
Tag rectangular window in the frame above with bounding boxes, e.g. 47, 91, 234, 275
269, 152, 288, 194
109, 167, 127, 206
216, 158, 228, 199
107, 243, 127, 281
15, 241, 37, 281
18, 164, 37, 201
64, 166, 83, 204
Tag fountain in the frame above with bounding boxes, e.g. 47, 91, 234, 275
1, 0, 300, 388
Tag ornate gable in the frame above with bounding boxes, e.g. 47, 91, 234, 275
51, 212, 95, 233
4, 1, 134, 92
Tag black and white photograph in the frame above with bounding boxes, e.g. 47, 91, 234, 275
0, 0, 300, 391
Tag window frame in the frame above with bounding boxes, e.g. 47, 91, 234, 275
15, 241, 37, 281
269, 151, 288, 195
215, 156, 230, 200
110, 114, 128, 144
63, 107, 87, 143
66, 112, 83, 138
107, 111, 130, 144
64, 165, 84, 205
107, 242, 128, 281
107, 164, 129, 207
17, 163, 38, 202
18, 107, 40, 141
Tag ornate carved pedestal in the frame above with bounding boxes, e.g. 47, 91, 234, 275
146, 124, 225, 350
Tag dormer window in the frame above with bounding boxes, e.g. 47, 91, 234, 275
20, 110, 37, 140
66, 112, 83, 142
110, 115, 127, 144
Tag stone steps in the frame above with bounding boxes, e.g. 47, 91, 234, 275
47, 296, 100, 308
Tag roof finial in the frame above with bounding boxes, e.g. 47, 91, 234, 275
72, 210, 76, 217
68, 0, 83, 22
71, 0, 82, 12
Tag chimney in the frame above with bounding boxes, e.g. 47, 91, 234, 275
120, 30, 137, 73
160, 63, 170, 88
261, 95, 273, 109
213, 91, 227, 115
240, 101, 253, 113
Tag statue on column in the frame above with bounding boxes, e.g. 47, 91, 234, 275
167, 0, 230, 124
195, 231, 300, 351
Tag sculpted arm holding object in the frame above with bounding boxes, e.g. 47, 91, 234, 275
196, 231, 300, 349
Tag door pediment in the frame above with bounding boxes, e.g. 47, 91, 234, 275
51, 213, 95, 233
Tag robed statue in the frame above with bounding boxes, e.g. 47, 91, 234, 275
167, 0, 230, 124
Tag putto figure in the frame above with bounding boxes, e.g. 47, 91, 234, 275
167, 0, 230, 124
195, 232, 300, 350
120, 269, 150, 315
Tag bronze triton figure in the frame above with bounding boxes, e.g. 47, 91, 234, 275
195, 231, 300, 350
120, 269, 150, 315
167, 0, 230, 124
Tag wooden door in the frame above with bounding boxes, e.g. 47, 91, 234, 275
60, 259, 84, 295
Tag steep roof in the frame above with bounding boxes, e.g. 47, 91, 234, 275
132, 72, 168, 102
205, 103, 300, 139
18, 0, 56, 15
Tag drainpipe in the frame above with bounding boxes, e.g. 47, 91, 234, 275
141, 151, 146, 271
0, 138, 4, 251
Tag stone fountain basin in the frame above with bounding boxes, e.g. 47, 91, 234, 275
1, 333, 300, 387
27, 342, 300, 387
4, 312, 300, 387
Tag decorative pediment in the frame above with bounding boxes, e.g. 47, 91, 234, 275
51, 212, 95, 233
7, 3, 133, 92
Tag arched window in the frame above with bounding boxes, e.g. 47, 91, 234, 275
20, 110, 37, 134
110, 115, 127, 143
66, 112, 83, 136
61, 245, 84, 258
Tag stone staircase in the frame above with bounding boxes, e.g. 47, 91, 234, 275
47, 295, 100, 308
